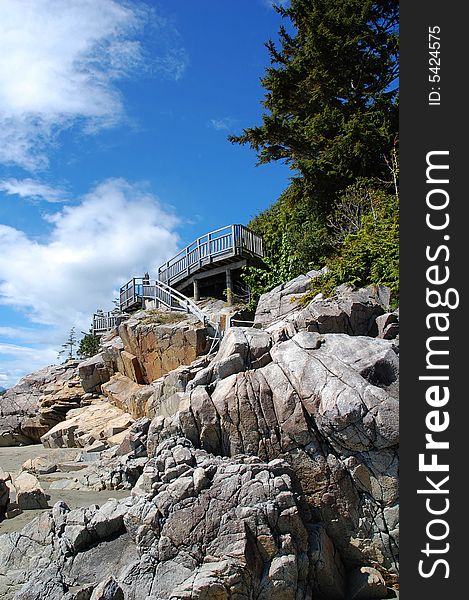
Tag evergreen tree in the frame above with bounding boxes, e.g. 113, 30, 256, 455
58, 327, 77, 362
77, 332, 100, 359
230, 0, 398, 202
231, 0, 399, 295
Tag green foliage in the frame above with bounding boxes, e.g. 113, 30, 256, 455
242, 228, 306, 308
234, 0, 399, 300
302, 189, 399, 305
243, 181, 332, 304
230, 0, 398, 189
77, 333, 101, 360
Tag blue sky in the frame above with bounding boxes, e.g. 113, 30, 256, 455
0, 0, 291, 388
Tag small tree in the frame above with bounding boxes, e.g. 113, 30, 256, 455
77, 332, 101, 359
58, 327, 77, 362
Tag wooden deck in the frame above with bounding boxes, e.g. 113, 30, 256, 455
157, 224, 264, 289
95, 224, 264, 336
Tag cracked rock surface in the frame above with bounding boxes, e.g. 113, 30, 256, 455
0, 438, 346, 600
150, 329, 399, 576
0, 280, 399, 599
0, 361, 86, 447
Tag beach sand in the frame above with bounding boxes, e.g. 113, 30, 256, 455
0, 444, 130, 535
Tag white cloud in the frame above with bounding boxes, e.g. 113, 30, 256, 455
0, 343, 58, 389
0, 178, 68, 202
0, 177, 180, 336
0, 0, 188, 170
209, 117, 237, 131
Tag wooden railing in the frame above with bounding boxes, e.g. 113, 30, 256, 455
157, 224, 264, 287
118, 277, 210, 326
92, 312, 121, 336
120, 278, 156, 312
97, 225, 264, 337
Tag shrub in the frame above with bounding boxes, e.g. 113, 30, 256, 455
302, 190, 399, 306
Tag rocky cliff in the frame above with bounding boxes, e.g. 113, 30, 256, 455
0, 361, 86, 447
0, 275, 399, 599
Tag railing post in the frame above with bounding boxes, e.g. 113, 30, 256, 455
231, 224, 236, 256
226, 268, 233, 305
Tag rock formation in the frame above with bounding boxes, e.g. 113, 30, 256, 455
0, 276, 400, 599
0, 361, 85, 446
40, 402, 135, 450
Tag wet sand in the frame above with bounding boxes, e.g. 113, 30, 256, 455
0, 444, 130, 535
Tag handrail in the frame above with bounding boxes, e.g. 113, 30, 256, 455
118, 277, 214, 327
92, 311, 122, 336
155, 279, 209, 325
157, 224, 264, 287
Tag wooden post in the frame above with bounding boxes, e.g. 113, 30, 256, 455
226, 269, 233, 305
193, 279, 200, 301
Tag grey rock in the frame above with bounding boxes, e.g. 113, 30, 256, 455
78, 454, 146, 491
376, 310, 399, 340
13, 565, 66, 600
255, 270, 326, 326
78, 354, 111, 394
265, 285, 388, 341
14, 472, 49, 510
187, 327, 272, 391
122, 437, 343, 599
115, 417, 151, 458
66, 533, 138, 590
0, 361, 80, 446
0, 275, 400, 598
156, 331, 399, 575
348, 566, 388, 599
90, 576, 124, 600
147, 356, 210, 418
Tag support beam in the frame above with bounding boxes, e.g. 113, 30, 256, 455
193, 279, 200, 302
225, 268, 233, 305
174, 259, 247, 293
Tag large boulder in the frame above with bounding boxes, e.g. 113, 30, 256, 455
254, 270, 326, 327
40, 402, 134, 449
259, 283, 390, 338
0, 438, 348, 600
186, 327, 272, 391
0, 361, 81, 446
150, 331, 399, 576
13, 472, 49, 510
78, 353, 112, 393
149, 355, 211, 418
101, 373, 154, 419
118, 314, 209, 383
